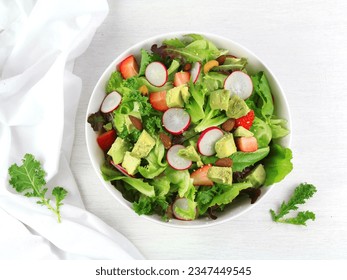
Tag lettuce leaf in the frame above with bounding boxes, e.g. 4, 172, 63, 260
143, 115, 163, 136
166, 38, 228, 63
197, 182, 252, 215
151, 176, 171, 197
165, 168, 195, 199
173, 198, 197, 220
202, 72, 227, 91
106, 71, 123, 93
163, 38, 186, 48
87, 111, 106, 132
250, 117, 272, 148
263, 144, 293, 186
248, 71, 274, 120
100, 163, 155, 197
268, 117, 290, 139
208, 182, 252, 208
194, 103, 228, 132
115, 177, 155, 197
212, 57, 247, 72
185, 82, 206, 123
231, 147, 270, 172
138, 49, 153, 76
167, 59, 180, 77
133, 195, 168, 216
138, 137, 167, 179
185, 34, 205, 41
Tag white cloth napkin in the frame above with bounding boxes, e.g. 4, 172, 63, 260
0, 0, 144, 260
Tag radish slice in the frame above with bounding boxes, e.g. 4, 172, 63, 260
100, 91, 122, 113
172, 198, 196, 221
224, 71, 253, 100
162, 108, 190, 135
197, 127, 224, 156
145, 62, 168, 87
110, 161, 134, 178
167, 145, 192, 170
190, 62, 201, 83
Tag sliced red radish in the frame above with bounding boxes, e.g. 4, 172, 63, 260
167, 145, 192, 170
190, 164, 214, 186
149, 91, 169, 112
162, 108, 190, 135
197, 127, 224, 156
224, 71, 253, 100
100, 91, 122, 113
174, 71, 190, 86
235, 136, 258, 152
172, 198, 197, 221
145, 62, 168, 87
110, 160, 135, 177
97, 130, 116, 151
119, 55, 138, 79
190, 62, 201, 84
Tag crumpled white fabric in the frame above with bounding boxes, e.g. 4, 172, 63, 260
0, 0, 144, 260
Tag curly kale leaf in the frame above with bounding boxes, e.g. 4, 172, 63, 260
8, 154, 68, 223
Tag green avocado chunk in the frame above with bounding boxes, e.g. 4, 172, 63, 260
107, 137, 129, 164
233, 126, 254, 137
122, 151, 141, 175
177, 145, 203, 167
210, 89, 230, 111
215, 133, 237, 158
245, 164, 266, 188
180, 86, 191, 104
207, 166, 233, 185
166, 85, 190, 108
226, 94, 250, 119
131, 130, 156, 158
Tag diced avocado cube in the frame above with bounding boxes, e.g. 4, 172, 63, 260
131, 130, 156, 158
107, 137, 130, 164
215, 133, 237, 158
245, 164, 266, 188
177, 145, 203, 166
207, 166, 233, 185
180, 86, 191, 104
234, 126, 254, 137
103, 122, 113, 131
166, 86, 184, 108
122, 151, 141, 175
226, 94, 250, 119
210, 89, 230, 111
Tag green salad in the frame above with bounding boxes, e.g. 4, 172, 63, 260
88, 34, 293, 221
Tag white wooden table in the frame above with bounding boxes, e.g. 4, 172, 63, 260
72, 0, 347, 259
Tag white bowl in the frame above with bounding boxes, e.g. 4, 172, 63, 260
85, 32, 291, 228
